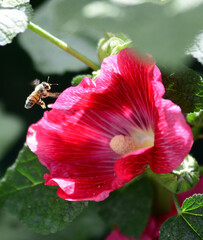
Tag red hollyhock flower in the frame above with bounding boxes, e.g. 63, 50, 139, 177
27, 48, 193, 201
106, 176, 203, 240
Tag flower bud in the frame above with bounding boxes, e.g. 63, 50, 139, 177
71, 74, 92, 86
92, 70, 101, 81
147, 155, 199, 193
97, 32, 132, 62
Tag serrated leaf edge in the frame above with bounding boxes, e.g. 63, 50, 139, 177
182, 194, 203, 212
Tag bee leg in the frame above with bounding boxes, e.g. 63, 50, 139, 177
37, 99, 46, 109
41, 90, 49, 99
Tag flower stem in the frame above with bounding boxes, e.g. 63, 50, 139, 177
28, 22, 100, 71
173, 193, 181, 214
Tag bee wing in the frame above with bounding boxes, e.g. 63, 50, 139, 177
47, 92, 61, 98
30, 79, 40, 87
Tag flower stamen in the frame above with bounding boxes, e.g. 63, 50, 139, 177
109, 128, 154, 155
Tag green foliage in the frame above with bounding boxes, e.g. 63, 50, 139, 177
112, 0, 169, 4
0, 145, 47, 198
0, 144, 87, 234
161, 65, 203, 113
99, 177, 153, 238
187, 110, 203, 140
18, 0, 203, 74
160, 194, 203, 240
0, 0, 33, 46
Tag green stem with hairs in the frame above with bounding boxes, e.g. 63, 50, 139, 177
28, 22, 100, 71
173, 193, 181, 214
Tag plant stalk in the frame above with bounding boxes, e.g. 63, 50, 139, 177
28, 22, 100, 71
173, 193, 181, 214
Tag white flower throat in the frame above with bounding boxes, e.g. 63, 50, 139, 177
109, 128, 154, 155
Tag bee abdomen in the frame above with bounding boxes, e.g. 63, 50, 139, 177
24, 98, 35, 109
24, 94, 39, 109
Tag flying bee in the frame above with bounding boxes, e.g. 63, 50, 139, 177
24, 79, 60, 109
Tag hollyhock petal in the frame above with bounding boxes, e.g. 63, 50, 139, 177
27, 48, 193, 201
44, 175, 115, 201
50, 77, 98, 110
115, 147, 153, 181
51, 54, 119, 111
27, 108, 128, 201
150, 99, 193, 173
106, 228, 135, 240
118, 48, 165, 99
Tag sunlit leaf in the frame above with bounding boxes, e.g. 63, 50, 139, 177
187, 32, 203, 66
0, 0, 33, 45
19, 0, 203, 74
111, 0, 169, 6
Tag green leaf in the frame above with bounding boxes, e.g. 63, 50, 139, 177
160, 65, 203, 113
187, 110, 203, 140
160, 194, 203, 240
111, 0, 169, 5
18, 0, 99, 74
19, 0, 203, 74
98, 177, 153, 238
0, 0, 33, 46
182, 194, 203, 212
187, 32, 203, 66
0, 144, 87, 234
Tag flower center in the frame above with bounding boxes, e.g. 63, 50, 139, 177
109, 128, 154, 155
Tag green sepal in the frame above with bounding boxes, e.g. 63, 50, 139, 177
97, 32, 132, 62
147, 155, 199, 194
71, 74, 92, 86
187, 110, 203, 127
